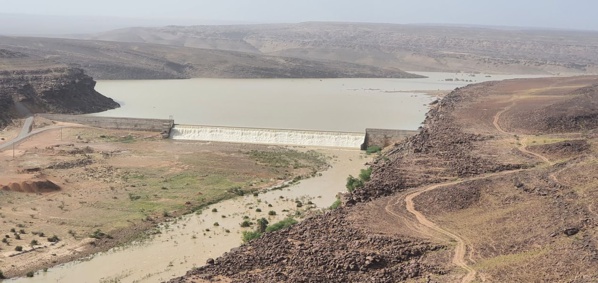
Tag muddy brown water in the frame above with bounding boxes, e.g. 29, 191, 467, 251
90, 73, 542, 132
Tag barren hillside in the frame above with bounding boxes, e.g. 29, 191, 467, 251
171, 75, 598, 282
0, 36, 421, 80
79, 23, 598, 75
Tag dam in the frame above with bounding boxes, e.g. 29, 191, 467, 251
170, 125, 366, 148
34, 114, 418, 149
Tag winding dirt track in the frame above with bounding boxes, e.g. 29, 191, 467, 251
383, 96, 557, 283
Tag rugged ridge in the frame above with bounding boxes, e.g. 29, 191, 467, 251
0, 50, 119, 127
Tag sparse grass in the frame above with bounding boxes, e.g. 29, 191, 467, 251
366, 145, 382, 154
330, 198, 342, 209
241, 231, 262, 243
265, 218, 298, 233
472, 247, 549, 271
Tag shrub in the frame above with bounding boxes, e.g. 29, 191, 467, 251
26, 271, 34, 277
345, 175, 363, 192
0, 269, 5, 279
213, 222, 219, 227
268, 210, 276, 216
241, 231, 262, 243
48, 235, 60, 243
366, 145, 382, 154
30, 240, 39, 246
330, 198, 342, 209
211, 208, 218, 213
346, 167, 373, 192
240, 220, 252, 228
255, 208, 262, 212
15, 246, 23, 251
265, 218, 298, 233
89, 230, 109, 239
227, 187, 245, 196
359, 167, 372, 182
257, 218, 269, 233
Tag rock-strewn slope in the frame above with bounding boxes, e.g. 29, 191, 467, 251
0, 49, 119, 127
170, 209, 444, 283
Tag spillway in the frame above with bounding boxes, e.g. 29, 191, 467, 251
170, 125, 365, 148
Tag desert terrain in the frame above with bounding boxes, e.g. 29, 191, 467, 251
77, 23, 598, 75
171, 76, 598, 282
1, 19, 598, 283
0, 117, 331, 278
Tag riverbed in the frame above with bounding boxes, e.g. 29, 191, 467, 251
10, 148, 367, 283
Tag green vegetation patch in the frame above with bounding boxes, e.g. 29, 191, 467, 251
346, 167, 372, 192
241, 230, 262, 243
265, 218, 298, 233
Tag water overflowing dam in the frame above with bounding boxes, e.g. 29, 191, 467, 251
170, 125, 366, 148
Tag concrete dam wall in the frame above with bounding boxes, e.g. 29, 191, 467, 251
171, 125, 365, 148
37, 114, 174, 137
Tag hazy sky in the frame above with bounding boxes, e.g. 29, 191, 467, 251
1, 0, 597, 31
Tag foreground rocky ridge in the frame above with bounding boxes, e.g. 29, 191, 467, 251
170, 209, 445, 283
0, 49, 119, 127
171, 75, 598, 282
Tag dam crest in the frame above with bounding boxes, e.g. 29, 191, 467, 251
170, 125, 365, 148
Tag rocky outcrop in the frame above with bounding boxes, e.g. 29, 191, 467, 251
170, 209, 443, 283
0, 50, 119, 127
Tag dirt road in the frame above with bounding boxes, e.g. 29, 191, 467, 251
383, 96, 559, 283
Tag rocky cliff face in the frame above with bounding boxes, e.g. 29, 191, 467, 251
0, 49, 119, 127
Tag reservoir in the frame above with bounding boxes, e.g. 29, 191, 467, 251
92, 72, 535, 132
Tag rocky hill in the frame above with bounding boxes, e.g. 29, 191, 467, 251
78, 23, 598, 75
0, 36, 421, 80
0, 49, 119, 127
170, 75, 598, 282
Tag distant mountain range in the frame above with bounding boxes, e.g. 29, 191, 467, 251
1, 22, 597, 81
69, 22, 598, 75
